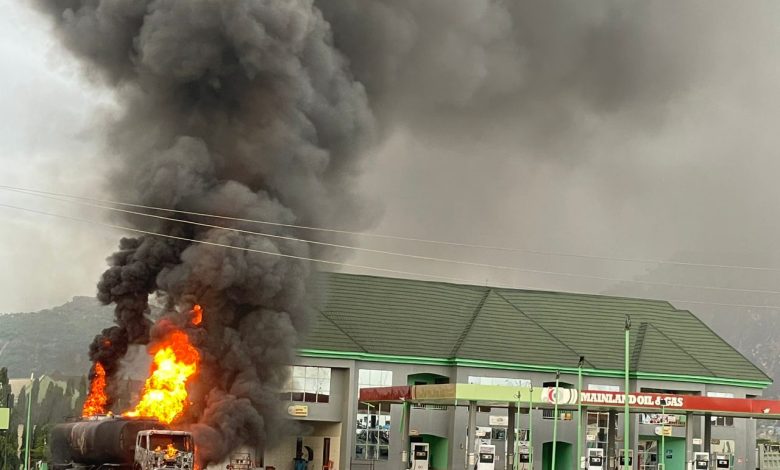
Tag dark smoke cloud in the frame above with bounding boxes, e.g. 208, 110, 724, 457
33, 0, 376, 464
32, 0, 780, 463
316, 1, 716, 133
312, 0, 780, 292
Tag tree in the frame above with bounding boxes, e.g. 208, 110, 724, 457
0, 367, 12, 407
0, 371, 86, 468
30, 423, 50, 463
0, 367, 19, 470
3, 384, 25, 470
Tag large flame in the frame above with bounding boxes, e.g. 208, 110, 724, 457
82, 362, 107, 416
155, 444, 179, 459
124, 330, 200, 424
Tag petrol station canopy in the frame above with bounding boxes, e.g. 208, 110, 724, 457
359, 384, 780, 419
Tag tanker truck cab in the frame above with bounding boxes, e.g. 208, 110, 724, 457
135, 430, 195, 470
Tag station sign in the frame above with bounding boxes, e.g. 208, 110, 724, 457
360, 384, 780, 418
538, 388, 780, 416
287, 404, 309, 417
579, 391, 684, 408
489, 415, 509, 426
542, 388, 684, 408
0, 408, 8, 430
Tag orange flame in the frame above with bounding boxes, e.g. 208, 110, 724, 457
82, 362, 108, 416
153, 445, 177, 458
124, 330, 199, 424
192, 304, 203, 325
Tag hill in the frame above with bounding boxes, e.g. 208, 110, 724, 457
0, 296, 114, 378
695, 309, 780, 396
1, 294, 777, 397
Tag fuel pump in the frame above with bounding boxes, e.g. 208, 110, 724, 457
587, 449, 604, 470
715, 454, 731, 470
411, 443, 429, 470
618, 449, 633, 470
517, 442, 531, 470
694, 452, 711, 470
476, 444, 496, 470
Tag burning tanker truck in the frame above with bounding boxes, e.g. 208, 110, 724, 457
50, 416, 196, 470
49, 310, 202, 470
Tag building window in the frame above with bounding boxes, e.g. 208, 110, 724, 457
706, 393, 734, 427
639, 413, 686, 427
284, 366, 331, 403
356, 369, 392, 460
468, 376, 530, 387
638, 440, 658, 470
542, 409, 574, 420
355, 405, 391, 461
359, 369, 392, 389
588, 384, 620, 392
706, 392, 734, 398
711, 416, 734, 427
586, 412, 609, 449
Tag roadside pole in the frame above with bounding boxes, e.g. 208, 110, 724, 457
577, 357, 585, 470
660, 400, 667, 470
24, 373, 34, 470
514, 392, 521, 470
529, 385, 534, 470
552, 371, 561, 470
624, 318, 631, 470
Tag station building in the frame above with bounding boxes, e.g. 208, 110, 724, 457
260, 272, 772, 470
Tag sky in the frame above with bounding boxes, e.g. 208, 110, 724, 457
0, 0, 118, 312
3, 0, 780, 321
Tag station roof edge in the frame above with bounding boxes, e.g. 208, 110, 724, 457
297, 348, 771, 389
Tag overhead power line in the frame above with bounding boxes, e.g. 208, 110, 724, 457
0, 202, 470, 284
5, 187, 780, 297
4, 184, 780, 273
2, 201, 780, 312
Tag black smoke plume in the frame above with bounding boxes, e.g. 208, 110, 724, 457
31, 0, 743, 464
33, 0, 376, 464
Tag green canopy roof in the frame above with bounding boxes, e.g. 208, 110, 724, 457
302, 272, 770, 388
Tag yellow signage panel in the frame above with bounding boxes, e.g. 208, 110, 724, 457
455, 384, 538, 403
287, 405, 309, 417
0, 408, 9, 430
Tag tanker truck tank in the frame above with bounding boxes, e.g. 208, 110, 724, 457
50, 416, 194, 470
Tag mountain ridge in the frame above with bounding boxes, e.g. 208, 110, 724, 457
1, 295, 776, 397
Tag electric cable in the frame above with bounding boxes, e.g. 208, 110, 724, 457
6, 186, 780, 296
4, 184, 780, 273
2, 202, 780, 312
0, 202, 475, 284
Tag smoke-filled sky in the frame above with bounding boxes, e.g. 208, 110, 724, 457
3, 0, 780, 319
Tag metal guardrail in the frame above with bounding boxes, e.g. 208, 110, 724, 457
759, 444, 780, 470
